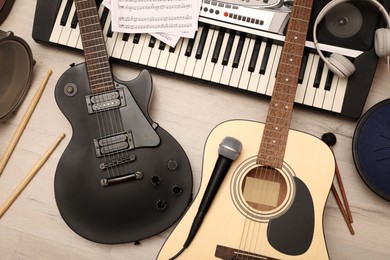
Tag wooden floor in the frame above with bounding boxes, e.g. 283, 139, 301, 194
1, 1, 390, 259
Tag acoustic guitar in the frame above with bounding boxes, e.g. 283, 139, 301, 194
158, 0, 335, 259
54, 0, 192, 244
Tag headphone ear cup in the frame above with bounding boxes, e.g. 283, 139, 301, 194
375, 28, 390, 57
328, 53, 356, 78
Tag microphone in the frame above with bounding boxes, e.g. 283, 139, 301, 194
183, 136, 242, 249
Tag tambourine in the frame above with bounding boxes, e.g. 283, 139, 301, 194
0, 30, 34, 122
352, 99, 390, 201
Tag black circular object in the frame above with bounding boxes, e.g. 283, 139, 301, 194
353, 99, 390, 201
0, 30, 34, 122
321, 132, 337, 147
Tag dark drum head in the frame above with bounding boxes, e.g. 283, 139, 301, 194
353, 99, 390, 201
0, 31, 33, 122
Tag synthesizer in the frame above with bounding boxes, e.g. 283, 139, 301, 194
32, 0, 383, 119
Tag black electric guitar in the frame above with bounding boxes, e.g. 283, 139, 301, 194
158, 0, 335, 259
54, 0, 192, 244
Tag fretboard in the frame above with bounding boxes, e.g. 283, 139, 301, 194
74, 0, 115, 94
257, 0, 313, 168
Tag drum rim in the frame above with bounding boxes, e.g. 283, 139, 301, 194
0, 31, 34, 122
352, 99, 390, 201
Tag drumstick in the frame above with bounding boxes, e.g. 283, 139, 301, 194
0, 69, 53, 176
0, 133, 65, 219
331, 184, 355, 235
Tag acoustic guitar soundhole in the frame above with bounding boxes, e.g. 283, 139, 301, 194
241, 166, 288, 212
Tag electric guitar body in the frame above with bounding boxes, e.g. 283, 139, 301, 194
158, 120, 334, 259
53, 0, 192, 244
158, 0, 334, 258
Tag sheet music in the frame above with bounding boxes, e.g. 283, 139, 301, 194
103, 0, 199, 46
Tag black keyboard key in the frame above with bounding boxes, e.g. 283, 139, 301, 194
248, 37, 261, 72
100, 7, 109, 27
185, 31, 198, 57
260, 41, 272, 74
159, 42, 166, 50
148, 36, 156, 48
232, 34, 246, 68
133, 33, 141, 44
60, 0, 73, 26
212, 29, 225, 63
314, 59, 324, 88
122, 33, 130, 41
70, 12, 78, 29
325, 71, 334, 90
106, 23, 113, 38
298, 50, 309, 84
222, 32, 236, 66
196, 26, 209, 59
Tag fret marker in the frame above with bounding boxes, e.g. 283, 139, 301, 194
289, 58, 293, 62
285, 78, 289, 82
272, 140, 276, 144
275, 127, 279, 130
294, 36, 298, 40
285, 106, 289, 109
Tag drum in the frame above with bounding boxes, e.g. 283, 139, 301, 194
0, 30, 34, 122
353, 99, 390, 201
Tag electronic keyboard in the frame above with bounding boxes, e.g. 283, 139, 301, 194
32, 0, 381, 119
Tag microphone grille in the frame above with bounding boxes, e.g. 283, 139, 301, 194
218, 137, 242, 161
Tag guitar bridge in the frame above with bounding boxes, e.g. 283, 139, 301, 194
101, 171, 143, 187
215, 245, 279, 260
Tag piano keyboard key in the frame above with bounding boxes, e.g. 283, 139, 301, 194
220, 33, 240, 85
193, 28, 215, 78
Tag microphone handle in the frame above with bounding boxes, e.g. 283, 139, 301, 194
183, 156, 233, 248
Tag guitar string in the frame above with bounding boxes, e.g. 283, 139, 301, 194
236, 1, 312, 257
78, 0, 132, 181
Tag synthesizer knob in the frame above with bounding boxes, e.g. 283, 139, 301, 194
151, 175, 162, 186
156, 200, 167, 211
167, 159, 179, 171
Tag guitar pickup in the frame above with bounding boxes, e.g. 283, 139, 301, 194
94, 131, 135, 157
85, 88, 126, 114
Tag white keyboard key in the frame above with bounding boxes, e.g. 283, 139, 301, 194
295, 53, 315, 103
238, 38, 256, 90
201, 29, 218, 81
303, 55, 320, 106
332, 77, 348, 113
257, 44, 278, 94
247, 40, 266, 93
130, 34, 147, 63
49, 0, 67, 43
193, 28, 215, 79
120, 34, 135, 61
166, 39, 184, 72
210, 31, 230, 83
220, 34, 240, 85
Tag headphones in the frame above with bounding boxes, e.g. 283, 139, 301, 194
313, 0, 390, 78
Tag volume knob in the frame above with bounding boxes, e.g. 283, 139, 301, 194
156, 200, 167, 211
167, 159, 179, 171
